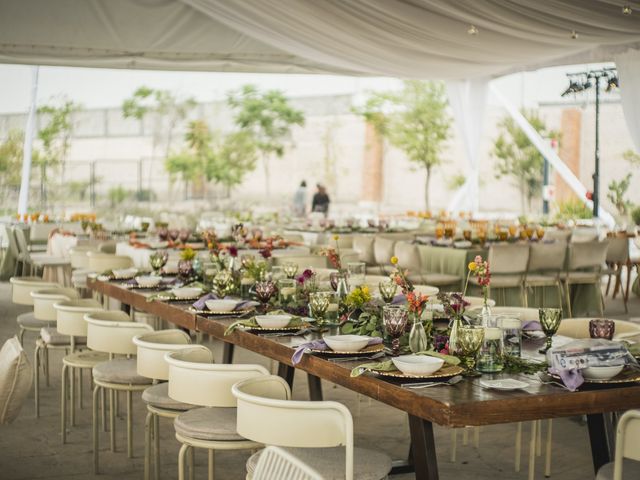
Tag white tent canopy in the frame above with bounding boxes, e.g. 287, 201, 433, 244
1, 0, 639, 79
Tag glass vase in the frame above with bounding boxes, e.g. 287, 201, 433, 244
448, 316, 463, 355
408, 313, 428, 353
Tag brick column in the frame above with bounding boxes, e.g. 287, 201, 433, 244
361, 122, 383, 202
556, 109, 582, 202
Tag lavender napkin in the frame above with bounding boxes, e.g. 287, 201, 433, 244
523, 320, 541, 331
291, 337, 383, 365
548, 367, 584, 391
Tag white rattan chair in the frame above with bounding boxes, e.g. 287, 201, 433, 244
232, 375, 392, 480
165, 348, 269, 480
253, 446, 324, 480
9, 276, 58, 346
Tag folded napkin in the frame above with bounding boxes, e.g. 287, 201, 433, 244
548, 367, 584, 391
224, 310, 304, 336
350, 350, 460, 377
292, 337, 383, 365
522, 320, 541, 331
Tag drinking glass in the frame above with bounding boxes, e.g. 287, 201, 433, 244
240, 277, 255, 299
508, 224, 517, 237
457, 326, 485, 374
213, 270, 234, 298
309, 292, 331, 325
589, 319, 615, 340
435, 224, 444, 240
379, 280, 398, 304
203, 267, 218, 290
497, 230, 508, 242
347, 262, 366, 287
278, 278, 297, 305
499, 315, 522, 357
463, 229, 472, 241
149, 250, 168, 275
536, 226, 545, 240
270, 266, 285, 281
525, 226, 535, 240
538, 308, 562, 353
255, 280, 277, 311
383, 305, 409, 356
240, 254, 254, 269
325, 294, 340, 323
283, 262, 299, 279
476, 327, 504, 373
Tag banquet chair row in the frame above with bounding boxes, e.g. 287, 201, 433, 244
8, 225, 71, 282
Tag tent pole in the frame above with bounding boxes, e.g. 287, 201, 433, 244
17, 66, 40, 216
490, 85, 614, 228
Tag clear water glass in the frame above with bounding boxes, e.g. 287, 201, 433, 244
477, 327, 504, 373
499, 315, 522, 357
347, 262, 366, 287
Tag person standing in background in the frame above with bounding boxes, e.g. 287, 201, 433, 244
293, 180, 307, 217
311, 184, 331, 216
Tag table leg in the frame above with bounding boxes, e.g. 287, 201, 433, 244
587, 413, 611, 473
222, 343, 235, 364
408, 415, 439, 480
307, 374, 323, 401
277, 363, 295, 389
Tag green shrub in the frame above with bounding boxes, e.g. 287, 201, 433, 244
631, 206, 640, 226
553, 198, 592, 222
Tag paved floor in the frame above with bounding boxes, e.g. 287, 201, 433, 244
0, 281, 638, 480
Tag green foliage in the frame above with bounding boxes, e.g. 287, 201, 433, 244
631, 205, 640, 226
122, 86, 196, 121
553, 198, 592, 222
622, 149, 640, 166
607, 173, 632, 218
227, 85, 305, 157
107, 185, 130, 206
0, 130, 26, 192
227, 85, 304, 193
353, 81, 451, 209
492, 110, 559, 213
446, 173, 467, 191
207, 131, 257, 188
67, 180, 92, 200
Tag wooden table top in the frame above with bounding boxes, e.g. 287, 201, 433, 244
89, 278, 640, 428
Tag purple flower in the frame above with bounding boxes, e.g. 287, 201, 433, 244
228, 246, 238, 257
302, 269, 314, 279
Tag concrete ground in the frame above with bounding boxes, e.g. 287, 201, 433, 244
0, 281, 638, 480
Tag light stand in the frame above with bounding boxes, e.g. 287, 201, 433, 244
561, 68, 618, 218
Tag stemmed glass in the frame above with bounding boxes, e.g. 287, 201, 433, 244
283, 262, 299, 279
309, 292, 331, 328
379, 280, 397, 304
255, 280, 277, 313
457, 326, 485, 375
213, 270, 234, 298
538, 308, 563, 353
383, 305, 409, 356
149, 250, 168, 276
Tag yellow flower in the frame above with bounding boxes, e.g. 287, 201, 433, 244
361, 285, 369, 294
390, 256, 399, 265
333, 234, 340, 241
468, 261, 477, 271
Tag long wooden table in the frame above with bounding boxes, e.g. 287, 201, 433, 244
88, 278, 640, 480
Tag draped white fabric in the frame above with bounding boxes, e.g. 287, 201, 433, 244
1, 0, 639, 78
446, 78, 489, 213
614, 48, 640, 152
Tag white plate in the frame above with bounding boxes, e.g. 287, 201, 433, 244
392, 355, 445, 375
204, 299, 239, 312
324, 335, 371, 353
479, 379, 529, 391
171, 287, 203, 299
255, 314, 292, 329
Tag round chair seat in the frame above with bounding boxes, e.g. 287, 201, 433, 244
63, 350, 109, 368
142, 383, 194, 411
40, 327, 86, 346
174, 407, 244, 442
596, 459, 640, 480
422, 273, 461, 286
17, 312, 54, 331
246, 446, 393, 480
92, 358, 153, 385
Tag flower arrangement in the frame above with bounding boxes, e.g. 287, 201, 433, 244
390, 255, 413, 294
180, 247, 196, 261
343, 285, 372, 311
295, 269, 318, 299
320, 235, 344, 272
258, 245, 272, 259
243, 257, 269, 281
467, 255, 491, 306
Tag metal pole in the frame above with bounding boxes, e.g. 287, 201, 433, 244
17, 66, 40, 216
90, 161, 96, 209
593, 75, 601, 218
542, 157, 549, 215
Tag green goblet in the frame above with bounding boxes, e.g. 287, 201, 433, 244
538, 308, 562, 354
457, 326, 485, 375
379, 280, 398, 304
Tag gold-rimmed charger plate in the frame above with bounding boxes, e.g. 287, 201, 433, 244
246, 322, 312, 332
551, 368, 640, 385
188, 307, 255, 316
122, 284, 167, 291
366, 364, 464, 380
312, 344, 385, 355
154, 294, 201, 302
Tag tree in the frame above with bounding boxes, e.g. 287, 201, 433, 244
165, 120, 210, 199
0, 130, 26, 204
492, 110, 559, 213
607, 173, 632, 219
354, 81, 451, 209
206, 131, 258, 194
227, 85, 304, 195
36, 99, 80, 209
